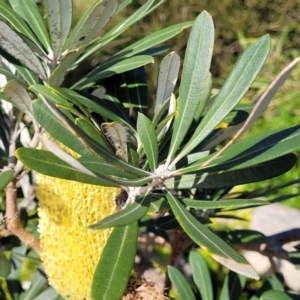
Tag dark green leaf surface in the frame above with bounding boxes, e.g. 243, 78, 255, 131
165, 190, 258, 279
0, 252, 10, 277
218, 271, 246, 300
91, 222, 138, 300
15, 148, 115, 187
168, 266, 196, 300
9, 0, 51, 52
137, 113, 158, 172
168, 153, 297, 189
189, 250, 213, 300
173, 35, 270, 165
0, 169, 14, 191
167, 11, 214, 162
90, 193, 152, 229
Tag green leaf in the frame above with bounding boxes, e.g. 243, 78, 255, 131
168, 266, 196, 300
183, 198, 268, 210
137, 113, 158, 172
0, 169, 13, 191
91, 222, 138, 300
8, 0, 51, 52
148, 196, 169, 215
189, 249, 213, 300
45, 0, 72, 58
172, 35, 271, 166
32, 287, 61, 300
0, 252, 10, 277
82, 21, 192, 78
155, 51, 180, 113
32, 98, 89, 156
19, 269, 48, 300
2, 80, 32, 115
218, 271, 246, 300
64, 0, 118, 52
165, 189, 258, 279
15, 148, 115, 187
261, 290, 295, 300
74, 55, 154, 89
89, 193, 152, 230
30, 84, 73, 108
78, 155, 138, 179
0, 0, 42, 50
167, 11, 214, 163
15, 65, 39, 85
0, 21, 46, 80
166, 154, 297, 189
187, 125, 300, 174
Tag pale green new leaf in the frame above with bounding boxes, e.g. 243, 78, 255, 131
165, 189, 259, 279
168, 266, 196, 300
2, 80, 32, 115
8, 0, 51, 52
155, 52, 180, 113
64, 0, 118, 52
172, 35, 271, 166
167, 11, 214, 164
0, 21, 46, 80
137, 113, 158, 172
45, 0, 72, 58
90, 193, 152, 229
91, 223, 138, 300
189, 250, 213, 300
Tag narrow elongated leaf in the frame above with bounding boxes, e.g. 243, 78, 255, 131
78, 155, 138, 179
183, 198, 268, 210
172, 35, 271, 166
64, 0, 118, 51
33, 287, 61, 300
32, 98, 89, 155
218, 271, 246, 300
189, 249, 213, 300
165, 189, 258, 279
45, 0, 72, 58
91, 222, 138, 300
36, 97, 150, 178
155, 52, 180, 113
0, 1, 42, 49
9, 0, 51, 52
15, 65, 38, 85
207, 57, 300, 164
168, 266, 196, 300
81, 21, 192, 78
2, 80, 32, 115
167, 11, 214, 164
74, 55, 154, 89
90, 193, 152, 229
137, 113, 158, 172
0, 169, 13, 191
16, 148, 115, 186
0, 251, 10, 277
0, 21, 46, 80
167, 153, 297, 189
30, 84, 72, 108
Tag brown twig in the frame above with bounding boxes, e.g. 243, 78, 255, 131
4, 181, 42, 254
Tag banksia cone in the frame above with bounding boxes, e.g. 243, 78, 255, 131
36, 174, 119, 299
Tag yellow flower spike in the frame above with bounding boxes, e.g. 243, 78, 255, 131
36, 174, 120, 300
